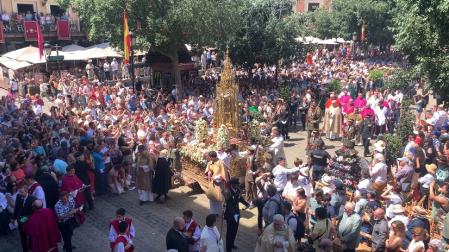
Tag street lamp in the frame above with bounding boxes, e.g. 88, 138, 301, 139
352, 32, 357, 60
44, 43, 52, 57
44, 43, 64, 77
129, 32, 137, 92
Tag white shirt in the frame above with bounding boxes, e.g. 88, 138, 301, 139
217, 151, 230, 169
272, 165, 299, 192
371, 162, 387, 184
418, 173, 435, 189
108, 221, 136, 244
374, 105, 386, 126
282, 181, 301, 200
200, 226, 224, 252
356, 178, 371, 197
2, 14, 10, 22
269, 136, 286, 163
10, 80, 18, 91
111, 61, 119, 71
30, 182, 46, 208
103, 62, 110, 72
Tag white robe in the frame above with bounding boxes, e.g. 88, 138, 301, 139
200, 226, 224, 252
269, 136, 286, 164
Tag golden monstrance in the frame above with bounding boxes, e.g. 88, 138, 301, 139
214, 54, 240, 137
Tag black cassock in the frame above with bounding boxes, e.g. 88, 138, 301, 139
152, 157, 173, 195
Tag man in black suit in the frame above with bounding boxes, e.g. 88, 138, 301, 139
166, 217, 188, 252
12, 186, 37, 252
224, 177, 250, 252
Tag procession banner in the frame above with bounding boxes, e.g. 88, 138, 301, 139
23, 21, 39, 41
57, 20, 71, 40
0, 22, 4, 43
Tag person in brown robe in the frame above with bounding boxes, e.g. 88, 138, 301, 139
205, 151, 227, 215
136, 145, 156, 205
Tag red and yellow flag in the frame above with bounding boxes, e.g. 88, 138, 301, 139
123, 11, 131, 64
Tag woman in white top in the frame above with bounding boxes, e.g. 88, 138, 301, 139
407, 227, 427, 252
381, 185, 403, 219
282, 174, 301, 202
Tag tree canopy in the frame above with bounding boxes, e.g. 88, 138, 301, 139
303, 0, 394, 47
63, 0, 244, 96
393, 0, 449, 100
228, 0, 304, 72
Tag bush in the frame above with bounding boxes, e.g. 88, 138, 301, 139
326, 79, 342, 94
249, 110, 266, 123
278, 82, 290, 102
369, 69, 385, 88
369, 69, 385, 82
383, 68, 421, 93
397, 99, 414, 141
384, 134, 403, 166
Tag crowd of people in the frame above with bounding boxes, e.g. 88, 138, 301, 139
0, 45, 447, 252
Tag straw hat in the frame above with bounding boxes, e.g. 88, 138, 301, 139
159, 149, 169, 158
426, 163, 437, 174
320, 175, 332, 186
413, 206, 428, 218
391, 205, 405, 214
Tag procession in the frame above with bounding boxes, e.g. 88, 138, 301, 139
1, 0, 449, 252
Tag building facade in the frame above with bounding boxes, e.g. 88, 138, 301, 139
294, 0, 332, 13
0, 0, 86, 53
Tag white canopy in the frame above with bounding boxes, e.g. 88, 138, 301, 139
2, 46, 45, 64
1, 43, 124, 70
62, 44, 86, 52
0, 56, 33, 70
83, 43, 122, 59
296, 36, 349, 45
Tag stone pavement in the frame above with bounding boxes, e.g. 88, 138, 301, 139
0, 127, 357, 252
0, 91, 362, 252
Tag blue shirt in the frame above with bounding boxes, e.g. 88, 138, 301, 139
92, 151, 105, 173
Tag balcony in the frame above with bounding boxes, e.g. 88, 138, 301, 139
2, 19, 87, 41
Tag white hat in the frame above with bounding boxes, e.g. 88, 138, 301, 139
392, 204, 405, 214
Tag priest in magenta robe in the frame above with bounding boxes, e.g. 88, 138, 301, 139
22, 199, 61, 252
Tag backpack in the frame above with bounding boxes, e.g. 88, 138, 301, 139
267, 197, 282, 215
287, 214, 305, 240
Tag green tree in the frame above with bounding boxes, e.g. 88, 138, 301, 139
302, 0, 394, 47
228, 0, 304, 77
393, 0, 449, 100
62, 0, 243, 98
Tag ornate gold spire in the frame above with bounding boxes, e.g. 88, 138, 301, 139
214, 51, 240, 137
220, 51, 233, 85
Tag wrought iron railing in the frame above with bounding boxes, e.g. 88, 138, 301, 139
2, 20, 85, 33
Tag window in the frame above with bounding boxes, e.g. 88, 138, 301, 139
308, 3, 320, 11
17, 4, 34, 15
50, 5, 65, 17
